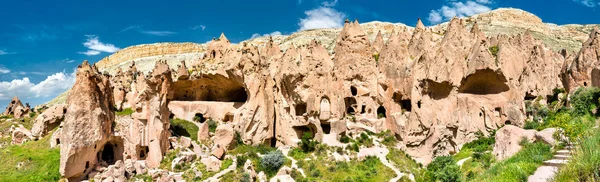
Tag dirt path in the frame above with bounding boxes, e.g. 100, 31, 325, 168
527, 145, 573, 182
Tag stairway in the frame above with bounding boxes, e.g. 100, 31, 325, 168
527, 145, 575, 182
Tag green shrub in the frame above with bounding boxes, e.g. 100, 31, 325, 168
170, 118, 199, 141
570, 87, 600, 115
115, 108, 134, 116
289, 148, 306, 160
260, 150, 285, 176
241, 173, 251, 182
523, 120, 541, 130
424, 156, 462, 182
473, 142, 552, 182
207, 119, 217, 133
488, 46, 499, 57
221, 158, 233, 170
554, 129, 600, 181
299, 132, 318, 152
236, 155, 248, 168
339, 134, 351, 143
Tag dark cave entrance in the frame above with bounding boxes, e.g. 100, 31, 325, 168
172, 75, 248, 102
321, 124, 331, 134
344, 97, 357, 115
101, 144, 115, 165
194, 113, 206, 123
377, 106, 386, 118
295, 103, 307, 116
350, 86, 358, 96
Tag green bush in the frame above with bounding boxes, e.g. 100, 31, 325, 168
260, 150, 285, 176
115, 108, 134, 116
473, 142, 552, 182
554, 129, 600, 181
424, 156, 462, 182
299, 132, 318, 152
236, 155, 248, 168
488, 46, 499, 57
170, 118, 199, 141
207, 119, 217, 133
570, 87, 600, 115
339, 134, 352, 143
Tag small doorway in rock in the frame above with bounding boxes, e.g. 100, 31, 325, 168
346, 107, 355, 115
360, 105, 366, 114
321, 124, 331, 134
584, 82, 588, 86
295, 103, 307, 116
400, 100, 412, 112
224, 113, 234, 122
350, 86, 358, 96
56, 138, 60, 145
101, 143, 116, 165
169, 113, 175, 120
194, 113, 206, 123
377, 106, 386, 118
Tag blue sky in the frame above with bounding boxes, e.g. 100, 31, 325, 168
0, 0, 599, 109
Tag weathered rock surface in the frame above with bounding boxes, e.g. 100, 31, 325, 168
3, 96, 30, 119
31, 104, 67, 138
59, 61, 117, 180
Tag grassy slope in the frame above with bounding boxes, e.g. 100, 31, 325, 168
472, 142, 552, 182
554, 128, 600, 181
0, 132, 61, 181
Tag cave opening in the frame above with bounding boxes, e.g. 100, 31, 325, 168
344, 97, 357, 115
422, 80, 453, 100
458, 69, 509, 95
377, 106, 386, 118
361, 105, 366, 114
56, 138, 60, 145
417, 100, 422, 109
194, 113, 206, 123
293, 124, 316, 140
350, 86, 358, 96
400, 100, 412, 112
101, 143, 116, 165
295, 103, 307, 116
172, 75, 248, 102
321, 124, 331, 134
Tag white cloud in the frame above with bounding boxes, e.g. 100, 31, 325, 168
573, 0, 600, 7
79, 35, 120, 56
250, 31, 283, 39
79, 50, 101, 56
298, 6, 346, 31
321, 0, 338, 7
120, 25, 141, 32
190, 25, 206, 31
141, 30, 177, 36
428, 0, 493, 24
62, 58, 76, 63
0, 66, 10, 74
0, 71, 75, 101
0, 50, 16, 55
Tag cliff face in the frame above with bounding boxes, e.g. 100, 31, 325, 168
34, 8, 600, 176
93, 8, 597, 76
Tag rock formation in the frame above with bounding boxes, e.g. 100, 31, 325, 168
8, 8, 591, 181
31, 104, 67, 138
3, 96, 30, 119
60, 61, 116, 180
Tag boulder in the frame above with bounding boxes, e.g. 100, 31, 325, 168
493, 125, 537, 160
213, 123, 235, 149
31, 104, 67, 138
201, 156, 222, 172
10, 125, 33, 145
535, 128, 559, 146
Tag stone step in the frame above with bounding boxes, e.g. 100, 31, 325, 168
543, 159, 569, 167
556, 150, 571, 155
565, 145, 576, 150
553, 155, 570, 160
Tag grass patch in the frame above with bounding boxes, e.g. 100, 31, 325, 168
471, 141, 552, 182
554, 129, 600, 181
488, 46, 499, 57
295, 155, 395, 182
159, 149, 180, 170
115, 108, 134, 116
0, 132, 61, 181
170, 118, 199, 141
387, 148, 422, 175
